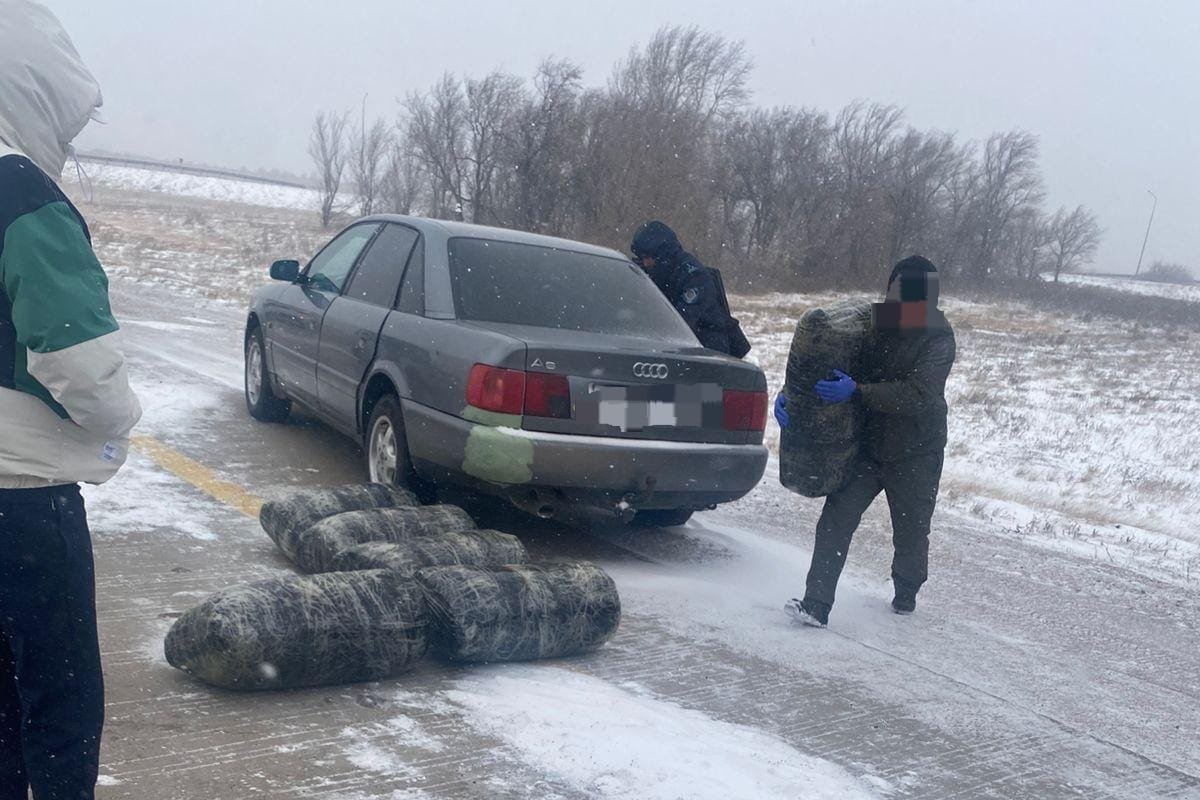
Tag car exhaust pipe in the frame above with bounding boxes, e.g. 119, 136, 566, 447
615, 496, 637, 524
615, 476, 657, 524
509, 489, 561, 521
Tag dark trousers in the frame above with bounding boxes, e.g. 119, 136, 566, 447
805, 451, 944, 607
0, 485, 103, 800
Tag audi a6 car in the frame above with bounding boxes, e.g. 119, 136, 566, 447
244, 215, 768, 526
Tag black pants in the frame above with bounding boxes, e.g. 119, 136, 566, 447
805, 451, 944, 607
0, 485, 103, 800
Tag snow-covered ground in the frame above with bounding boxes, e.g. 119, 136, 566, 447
738, 292, 1200, 589
1050, 271, 1200, 302
76, 158, 327, 211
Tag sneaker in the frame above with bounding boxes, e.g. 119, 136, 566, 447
785, 597, 830, 628
891, 594, 916, 615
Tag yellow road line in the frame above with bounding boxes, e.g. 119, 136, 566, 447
132, 435, 263, 519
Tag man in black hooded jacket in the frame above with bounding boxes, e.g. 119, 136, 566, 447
777, 255, 955, 627
630, 220, 749, 357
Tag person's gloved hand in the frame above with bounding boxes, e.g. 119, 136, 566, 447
773, 393, 790, 428
815, 370, 857, 405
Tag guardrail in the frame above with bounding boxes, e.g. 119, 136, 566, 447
77, 152, 313, 190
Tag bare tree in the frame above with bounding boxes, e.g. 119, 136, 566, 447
611, 25, 751, 124
1045, 205, 1101, 282
962, 131, 1044, 281
579, 25, 753, 255
882, 128, 961, 264
502, 58, 585, 234
378, 139, 421, 215
830, 102, 905, 283
351, 108, 392, 216
720, 107, 834, 280
404, 74, 468, 219
463, 70, 523, 223
308, 110, 350, 227
1006, 207, 1050, 282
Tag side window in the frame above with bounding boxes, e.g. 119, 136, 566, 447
396, 238, 425, 315
306, 224, 379, 294
344, 224, 419, 307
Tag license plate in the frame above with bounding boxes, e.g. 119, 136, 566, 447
578, 383, 721, 431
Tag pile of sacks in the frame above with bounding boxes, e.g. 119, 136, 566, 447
779, 299, 874, 497
164, 485, 622, 691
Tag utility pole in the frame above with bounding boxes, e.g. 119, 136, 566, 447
1134, 189, 1157, 276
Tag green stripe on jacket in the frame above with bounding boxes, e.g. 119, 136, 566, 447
0, 200, 120, 420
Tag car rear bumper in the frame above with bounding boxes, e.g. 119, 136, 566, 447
403, 402, 768, 509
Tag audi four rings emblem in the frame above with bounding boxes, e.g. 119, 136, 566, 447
633, 362, 669, 379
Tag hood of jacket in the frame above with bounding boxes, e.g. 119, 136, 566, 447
0, 0, 102, 177
631, 220, 690, 296
631, 220, 685, 266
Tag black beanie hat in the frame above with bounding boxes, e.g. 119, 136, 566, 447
888, 255, 938, 286
887, 255, 939, 304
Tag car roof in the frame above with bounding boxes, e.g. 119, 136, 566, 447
360, 214, 628, 261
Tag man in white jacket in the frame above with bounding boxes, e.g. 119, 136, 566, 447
0, 3, 141, 797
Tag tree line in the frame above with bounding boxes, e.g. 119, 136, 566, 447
309, 26, 1101, 292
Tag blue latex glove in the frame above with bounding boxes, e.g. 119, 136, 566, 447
814, 369, 857, 405
773, 393, 790, 429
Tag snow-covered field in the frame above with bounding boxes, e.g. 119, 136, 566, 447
64, 167, 332, 303
740, 292, 1200, 588
77, 158, 326, 211
1052, 271, 1200, 302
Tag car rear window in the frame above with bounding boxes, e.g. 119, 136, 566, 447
447, 237, 698, 340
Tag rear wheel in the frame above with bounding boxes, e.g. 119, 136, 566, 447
245, 327, 291, 423
366, 395, 435, 502
631, 509, 695, 528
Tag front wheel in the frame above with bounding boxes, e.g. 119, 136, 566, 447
366, 395, 435, 502
245, 327, 291, 423
631, 509, 695, 528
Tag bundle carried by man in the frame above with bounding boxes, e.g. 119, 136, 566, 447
779, 299, 873, 497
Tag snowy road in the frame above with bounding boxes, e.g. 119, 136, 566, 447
84, 280, 1200, 799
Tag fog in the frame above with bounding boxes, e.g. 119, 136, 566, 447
49, 0, 1199, 273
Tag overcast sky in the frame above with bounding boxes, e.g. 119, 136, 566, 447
47, 0, 1200, 273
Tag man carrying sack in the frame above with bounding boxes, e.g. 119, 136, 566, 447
775, 256, 955, 627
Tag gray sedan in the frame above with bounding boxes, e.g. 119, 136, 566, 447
244, 216, 768, 526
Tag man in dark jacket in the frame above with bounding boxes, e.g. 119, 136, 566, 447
777, 256, 955, 627
630, 220, 750, 357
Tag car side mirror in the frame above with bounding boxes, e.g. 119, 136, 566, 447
270, 259, 301, 282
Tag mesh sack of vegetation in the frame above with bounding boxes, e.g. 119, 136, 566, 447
164, 570, 428, 691
331, 530, 528, 576
780, 300, 873, 497
260, 484, 417, 563
293, 505, 478, 574
417, 562, 621, 663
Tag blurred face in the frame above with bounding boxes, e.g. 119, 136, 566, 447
886, 272, 938, 303
639, 256, 656, 271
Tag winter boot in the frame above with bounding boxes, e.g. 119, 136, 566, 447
891, 580, 918, 615
785, 597, 830, 628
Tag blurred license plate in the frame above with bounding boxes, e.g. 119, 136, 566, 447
580, 383, 721, 431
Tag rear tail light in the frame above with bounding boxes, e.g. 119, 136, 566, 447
467, 364, 573, 418
723, 389, 768, 432
467, 364, 526, 415
524, 372, 572, 418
